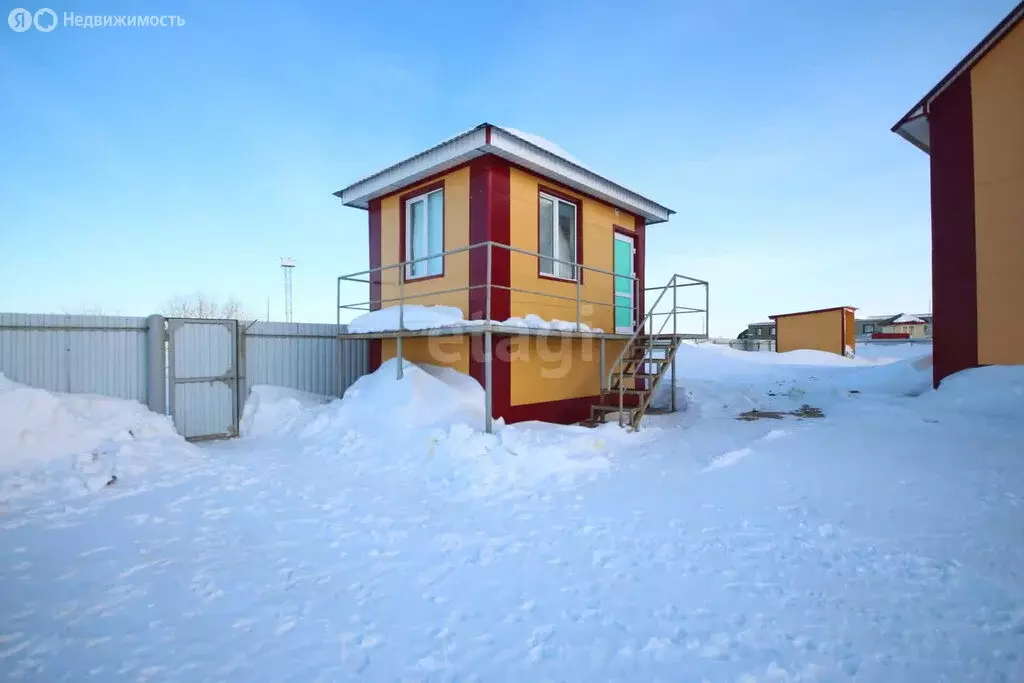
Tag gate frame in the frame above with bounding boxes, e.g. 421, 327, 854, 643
166, 317, 242, 441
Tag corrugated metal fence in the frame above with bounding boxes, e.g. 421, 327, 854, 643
701, 337, 776, 352
0, 313, 150, 401
0, 313, 368, 439
243, 321, 367, 399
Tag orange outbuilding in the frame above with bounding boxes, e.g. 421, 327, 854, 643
770, 307, 856, 357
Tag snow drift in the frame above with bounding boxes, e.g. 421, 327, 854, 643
241, 360, 630, 498
922, 365, 1024, 420
652, 342, 935, 416
243, 359, 486, 437
0, 374, 199, 511
240, 385, 335, 438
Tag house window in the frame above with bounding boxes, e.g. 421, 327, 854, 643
770, 327, 776, 337
864, 324, 875, 333
405, 188, 444, 279
539, 191, 578, 280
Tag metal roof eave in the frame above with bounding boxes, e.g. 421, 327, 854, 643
335, 126, 490, 209
891, 1, 1024, 151
893, 111, 931, 154
333, 124, 675, 224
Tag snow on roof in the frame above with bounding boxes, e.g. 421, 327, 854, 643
497, 127, 590, 170
890, 313, 927, 324
859, 313, 931, 323
334, 123, 674, 224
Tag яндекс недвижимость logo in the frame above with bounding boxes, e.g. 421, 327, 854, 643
8, 8, 184, 31
8, 7, 56, 32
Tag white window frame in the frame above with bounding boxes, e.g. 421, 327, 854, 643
538, 191, 578, 281
404, 188, 443, 280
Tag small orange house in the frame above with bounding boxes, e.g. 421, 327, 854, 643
892, 1, 1024, 386
334, 124, 690, 427
770, 306, 856, 356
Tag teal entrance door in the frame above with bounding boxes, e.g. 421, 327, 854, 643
613, 233, 635, 333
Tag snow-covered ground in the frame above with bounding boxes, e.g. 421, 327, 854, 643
856, 340, 934, 363
0, 375, 202, 513
2, 348, 1024, 681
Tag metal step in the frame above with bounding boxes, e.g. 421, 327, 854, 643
600, 388, 649, 398
619, 355, 672, 364
588, 403, 640, 427
590, 285, 695, 429
591, 404, 637, 413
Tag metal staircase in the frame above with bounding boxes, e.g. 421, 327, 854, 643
589, 274, 709, 429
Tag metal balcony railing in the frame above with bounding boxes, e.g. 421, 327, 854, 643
336, 240, 637, 332
605, 274, 711, 418
335, 241, 709, 432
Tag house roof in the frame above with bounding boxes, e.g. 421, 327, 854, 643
769, 306, 856, 320
333, 123, 675, 224
890, 313, 927, 324
892, 1, 1024, 153
858, 313, 932, 324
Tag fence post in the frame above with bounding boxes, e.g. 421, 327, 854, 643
146, 314, 167, 415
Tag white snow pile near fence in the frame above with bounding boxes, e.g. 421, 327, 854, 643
240, 385, 336, 439
348, 305, 602, 333
0, 374, 200, 511
856, 340, 934, 363
679, 341, 911, 377
242, 359, 629, 498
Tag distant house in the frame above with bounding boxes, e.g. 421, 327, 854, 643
738, 321, 775, 341
892, 1, 1024, 385
856, 314, 933, 339
770, 306, 856, 356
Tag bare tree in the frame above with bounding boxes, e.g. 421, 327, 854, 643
163, 292, 250, 320
62, 305, 106, 315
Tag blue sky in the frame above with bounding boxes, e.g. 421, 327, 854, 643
0, 0, 1015, 335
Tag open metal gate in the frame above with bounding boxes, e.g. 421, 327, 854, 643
167, 318, 240, 440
